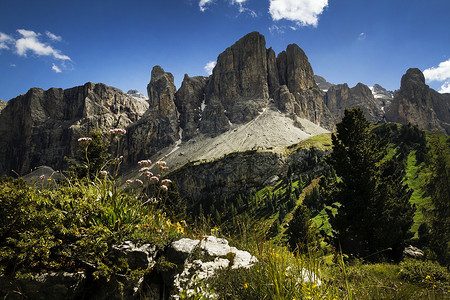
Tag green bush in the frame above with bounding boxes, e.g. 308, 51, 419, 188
0, 175, 185, 278
399, 258, 450, 285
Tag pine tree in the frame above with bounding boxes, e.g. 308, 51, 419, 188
328, 108, 415, 261
423, 134, 450, 265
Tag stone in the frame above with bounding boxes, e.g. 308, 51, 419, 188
112, 240, 157, 270
166, 236, 257, 299
314, 75, 334, 92
403, 245, 424, 258
123, 66, 180, 164
385, 68, 450, 134
0, 83, 148, 176
324, 82, 384, 123
0, 99, 6, 112
174, 74, 209, 140
127, 89, 148, 101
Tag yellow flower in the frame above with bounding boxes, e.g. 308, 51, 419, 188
244, 283, 248, 289
425, 275, 431, 280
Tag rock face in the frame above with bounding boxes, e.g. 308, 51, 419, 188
123, 66, 180, 165
314, 75, 334, 91
0, 83, 148, 176
196, 32, 335, 136
0, 99, 6, 112
174, 75, 209, 140
127, 89, 148, 101
325, 83, 384, 123
385, 68, 450, 134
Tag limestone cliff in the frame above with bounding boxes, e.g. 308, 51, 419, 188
325, 83, 384, 123
385, 68, 450, 134
123, 66, 180, 165
0, 83, 148, 175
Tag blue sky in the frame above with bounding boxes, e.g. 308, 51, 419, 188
1, 0, 449, 101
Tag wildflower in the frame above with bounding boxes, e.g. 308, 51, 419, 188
160, 185, 168, 191
126, 179, 133, 185
155, 160, 167, 167
135, 179, 143, 185
114, 156, 123, 162
109, 128, 126, 135
100, 170, 108, 176
47, 178, 52, 181
161, 166, 169, 172
144, 171, 153, 177
138, 159, 151, 166
77, 137, 92, 143
161, 179, 172, 184
150, 176, 159, 183
244, 283, 248, 289
139, 167, 150, 173
39, 175, 45, 180
425, 275, 431, 280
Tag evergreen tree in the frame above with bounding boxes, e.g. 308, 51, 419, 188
328, 108, 415, 261
286, 204, 312, 252
423, 134, 450, 265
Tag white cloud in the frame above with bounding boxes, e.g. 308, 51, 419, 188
269, 0, 328, 27
46, 31, 62, 42
10, 64, 16, 67
358, 32, 367, 40
204, 61, 216, 75
0, 32, 14, 50
199, 0, 214, 12
52, 63, 62, 73
439, 81, 450, 94
269, 24, 285, 34
423, 59, 450, 82
15, 29, 71, 60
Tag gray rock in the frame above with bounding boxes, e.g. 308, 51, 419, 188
324, 82, 384, 123
385, 68, 450, 134
0, 99, 6, 112
403, 245, 424, 258
314, 75, 334, 92
175, 74, 209, 140
127, 89, 148, 101
112, 240, 157, 270
0, 83, 148, 176
166, 236, 257, 299
123, 66, 180, 164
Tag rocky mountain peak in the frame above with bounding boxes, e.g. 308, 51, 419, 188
127, 89, 148, 101
386, 68, 450, 134
401, 68, 426, 89
314, 75, 334, 91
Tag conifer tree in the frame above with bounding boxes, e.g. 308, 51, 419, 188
328, 108, 414, 261
423, 134, 450, 265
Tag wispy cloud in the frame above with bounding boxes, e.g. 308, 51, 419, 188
269, 0, 328, 27
358, 32, 367, 40
46, 31, 62, 42
424, 59, 450, 94
204, 61, 216, 75
199, 0, 214, 12
0, 32, 14, 50
16, 29, 70, 60
269, 25, 285, 34
52, 63, 62, 73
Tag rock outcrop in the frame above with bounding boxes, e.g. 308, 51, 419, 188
123, 66, 180, 165
175, 75, 209, 140
127, 89, 148, 101
371, 83, 394, 108
0, 83, 148, 176
0, 236, 257, 300
0, 99, 6, 112
385, 68, 450, 134
195, 32, 335, 136
324, 82, 384, 123
314, 75, 334, 91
